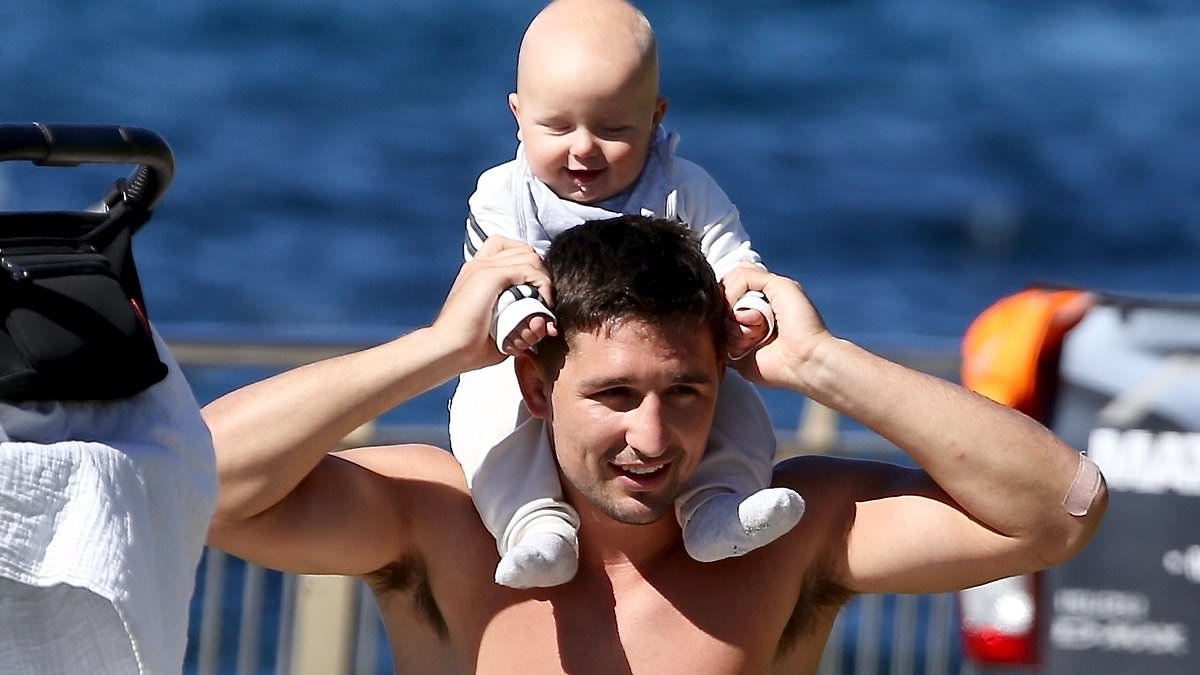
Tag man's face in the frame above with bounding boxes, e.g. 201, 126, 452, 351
522, 318, 721, 524
509, 47, 667, 205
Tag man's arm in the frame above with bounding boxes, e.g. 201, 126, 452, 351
205, 237, 552, 575
723, 266, 1108, 595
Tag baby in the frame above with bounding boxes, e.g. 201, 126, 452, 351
450, 0, 805, 589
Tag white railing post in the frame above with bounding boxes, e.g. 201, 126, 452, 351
794, 399, 839, 456
288, 575, 359, 675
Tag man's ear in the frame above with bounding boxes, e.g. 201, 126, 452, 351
508, 92, 523, 142
515, 351, 550, 418
652, 95, 669, 128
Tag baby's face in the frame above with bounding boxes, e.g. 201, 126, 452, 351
511, 56, 666, 204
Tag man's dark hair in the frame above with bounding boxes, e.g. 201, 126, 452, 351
539, 215, 727, 366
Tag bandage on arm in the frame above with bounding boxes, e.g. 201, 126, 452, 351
1063, 452, 1104, 517
492, 284, 556, 352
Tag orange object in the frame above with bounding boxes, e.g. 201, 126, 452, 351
961, 288, 1093, 420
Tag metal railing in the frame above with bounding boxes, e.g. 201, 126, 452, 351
172, 335, 972, 675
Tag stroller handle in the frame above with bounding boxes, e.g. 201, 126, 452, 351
0, 122, 174, 211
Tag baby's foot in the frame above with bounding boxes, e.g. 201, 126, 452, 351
493, 284, 556, 354
494, 530, 579, 589
682, 488, 806, 563
728, 290, 775, 360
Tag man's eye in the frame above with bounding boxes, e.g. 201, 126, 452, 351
594, 387, 630, 400
591, 388, 640, 411
669, 385, 714, 406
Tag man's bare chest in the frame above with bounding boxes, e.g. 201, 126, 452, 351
395, 557, 839, 675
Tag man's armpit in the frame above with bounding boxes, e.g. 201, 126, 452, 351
778, 545, 855, 655
366, 554, 449, 640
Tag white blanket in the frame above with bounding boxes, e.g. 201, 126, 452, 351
0, 328, 217, 675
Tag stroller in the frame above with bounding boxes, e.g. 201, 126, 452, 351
0, 123, 216, 675
0, 122, 172, 400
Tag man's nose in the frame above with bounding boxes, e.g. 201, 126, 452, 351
625, 395, 670, 457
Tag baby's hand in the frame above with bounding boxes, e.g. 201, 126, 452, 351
726, 290, 776, 361
501, 313, 557, 356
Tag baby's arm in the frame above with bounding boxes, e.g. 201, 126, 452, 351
674, 159, 776, 359
465, 165, 557, 354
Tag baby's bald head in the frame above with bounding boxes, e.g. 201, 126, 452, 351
508, 0, 668, 204
516, 0, 659, 101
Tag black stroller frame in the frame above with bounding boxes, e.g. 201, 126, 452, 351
0, 123, 174, 400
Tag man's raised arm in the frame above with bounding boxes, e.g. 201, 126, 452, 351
204, 237, 552, 574
722, 265, 1107, 595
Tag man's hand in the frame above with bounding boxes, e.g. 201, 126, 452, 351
432, 237, 553, 370
721, 263, 832, 391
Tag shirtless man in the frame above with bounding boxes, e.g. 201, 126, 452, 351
205, 216, 1107, 674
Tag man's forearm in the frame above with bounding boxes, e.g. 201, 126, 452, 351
203, 326, 465, 524
798, 336, 1106, 560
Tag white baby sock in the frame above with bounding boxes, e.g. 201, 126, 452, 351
728, 290, 776, 361
494, 518, 580, 589
682, 488, 806, 563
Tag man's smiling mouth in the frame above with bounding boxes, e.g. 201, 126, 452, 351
610, 462, 671, 489
617, 464, 663, 476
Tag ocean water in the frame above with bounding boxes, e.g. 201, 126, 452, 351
3, 0, 1197, 672
4, 0, 1199, 426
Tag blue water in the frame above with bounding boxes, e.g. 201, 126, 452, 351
2, 0, 1197, 670
4, 0, 1199, 425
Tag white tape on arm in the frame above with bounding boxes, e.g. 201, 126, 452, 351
1063, 452, 1103, 517
729, 290, 776, 361
493, 284, 556, 352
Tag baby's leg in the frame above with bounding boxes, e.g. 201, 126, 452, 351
675, 369, 805, 562
449, 361, 580, 588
